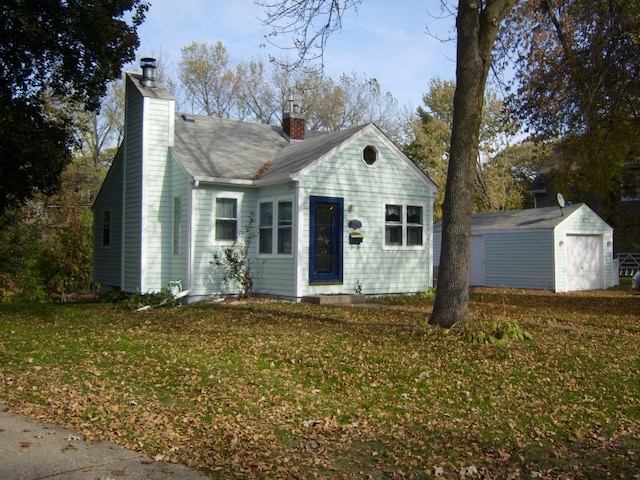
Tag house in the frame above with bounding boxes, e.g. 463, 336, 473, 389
92, 59, 438, 302
433, 203, 615, 292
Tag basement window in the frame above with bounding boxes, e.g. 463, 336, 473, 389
363, 145, 378, 166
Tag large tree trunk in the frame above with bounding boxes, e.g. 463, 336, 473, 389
430, 0, 516, 328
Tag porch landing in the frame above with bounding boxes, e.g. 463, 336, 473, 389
301, 294, 366, 306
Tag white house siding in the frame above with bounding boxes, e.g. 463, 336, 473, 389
190, 185, 256, 301
167, 155, 190, 291
93, 152, 124, 289
297, 130, 434, 297
484, 231, 555, 289
553, 206, 614, 292
139, 96, 179, 293
122, 80, 144, 292
253, 183, 297, 298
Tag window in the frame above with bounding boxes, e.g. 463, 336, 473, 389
259, 202, 273, 254
406, 205, 423, 246
215, 197, 238, 242
258, 198, 294, 256
102, 211, 111, 247
173, 197, 182, 255
385, 204, 403, 246
363, 145, 378, 166
621, 185, 640, 202
277, 200, 293, 254
384, 203, 425, 248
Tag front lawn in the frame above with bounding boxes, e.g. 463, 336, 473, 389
0, 288, 638, 479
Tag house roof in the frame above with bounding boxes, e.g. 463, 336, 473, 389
172, 115, 290, 182
125, 71, 434, 188
434, 203, 587, 232
170, 114, 389, 185
127, 72, 175, 101
260, 124, 370, 182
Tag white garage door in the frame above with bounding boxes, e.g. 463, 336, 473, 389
566, 234, 603, 291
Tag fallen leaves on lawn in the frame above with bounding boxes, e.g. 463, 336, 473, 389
0, 289, 638, 478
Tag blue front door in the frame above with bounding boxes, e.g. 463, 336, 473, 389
309, 196, 343, 284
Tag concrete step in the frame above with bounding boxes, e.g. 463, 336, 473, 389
301, 294, 366, 305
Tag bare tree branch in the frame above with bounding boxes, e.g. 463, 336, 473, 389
257, 0, 363, 69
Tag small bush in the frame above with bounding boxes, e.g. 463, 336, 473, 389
100, 286, 179, 310
99, 289, 128, 304
451, 316, 533, 345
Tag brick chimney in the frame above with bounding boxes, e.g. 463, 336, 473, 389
283, 96, 305, 141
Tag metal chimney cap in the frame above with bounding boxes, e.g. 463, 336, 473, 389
140, 57, 157, 69
140, 57, 157, 87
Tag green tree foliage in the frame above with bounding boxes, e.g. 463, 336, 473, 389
402, 78, 455, 221
403, 77, 524, 220
0, 0, 148, 215
0, 152, 109, 302
41, 150, 110, 300
479, 142, 549, 211
499, 0, 640, 217
38, 205, 93, 302
0, 208, 45, 302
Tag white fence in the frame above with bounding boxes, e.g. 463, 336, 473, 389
616, 253, 640, 276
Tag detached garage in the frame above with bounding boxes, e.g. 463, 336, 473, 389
433, 203, 615, 292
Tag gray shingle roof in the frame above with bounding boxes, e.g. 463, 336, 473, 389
433, 203, 584, 232
260, 124, 369, 181
172, 115, 289, 181
170, 114, 370, 183
128, 72, 175, 101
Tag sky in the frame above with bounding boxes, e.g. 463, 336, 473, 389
135, 0, 459, 109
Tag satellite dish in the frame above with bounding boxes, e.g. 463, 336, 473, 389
557, 192, 565, 215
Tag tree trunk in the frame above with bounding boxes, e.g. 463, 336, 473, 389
430, 0, 516, 328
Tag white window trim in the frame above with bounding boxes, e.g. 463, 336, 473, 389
362, 145, 380, 167
257, 195, 295, 258
258, 197, 275, 257
213, 193, 242, 245
382, 200, 427, 250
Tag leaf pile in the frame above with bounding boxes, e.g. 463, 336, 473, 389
0, 288, 638, 478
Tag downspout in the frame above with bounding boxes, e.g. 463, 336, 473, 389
294, 178, 304, 300
139, 97, 149, 293
120, 136, 127, 291
188, 179, 199, 298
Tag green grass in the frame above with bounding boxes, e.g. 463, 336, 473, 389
0, 288, 638, 479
